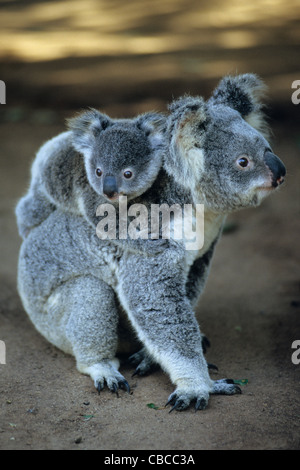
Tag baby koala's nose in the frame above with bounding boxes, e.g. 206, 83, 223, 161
264, 151, 286, 187
103, 175, 118, 198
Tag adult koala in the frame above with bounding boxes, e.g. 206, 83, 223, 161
17, 74, 285, 412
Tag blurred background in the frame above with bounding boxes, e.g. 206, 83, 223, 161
0, 0, 299, 121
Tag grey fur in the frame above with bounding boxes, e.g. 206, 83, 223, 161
16, 74, 286, 411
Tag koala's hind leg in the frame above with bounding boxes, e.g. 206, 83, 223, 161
129, 347, 159, 376
59, 275, 130, 394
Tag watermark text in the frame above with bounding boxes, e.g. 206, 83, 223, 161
291, 340, 300, 365
96, 196, 204, 250
0, 340, 6, 364
291, 80, 300, 105
0, 80, 6, 104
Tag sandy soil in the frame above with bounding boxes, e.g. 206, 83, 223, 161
0, 117, 299, 450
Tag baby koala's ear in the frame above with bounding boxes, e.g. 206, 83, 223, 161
135, 112, 167, 149
67, 108, 112, 153
210, 74, 269, 137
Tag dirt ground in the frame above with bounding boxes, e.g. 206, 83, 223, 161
0, 0, 300, 452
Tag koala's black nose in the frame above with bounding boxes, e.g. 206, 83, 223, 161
103, 175, 118, 198
264, 151, 286, 187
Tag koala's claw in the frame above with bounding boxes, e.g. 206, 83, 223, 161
111, 379, 131, 396
165, 395, 184, 413
167, 396, 207, 413
168, 399, 186, 413
166, 390, 209, 412
119, 379, 131, 393
211, 379, 242, 395
96, 378, 130, 396
195, 397, 207, 411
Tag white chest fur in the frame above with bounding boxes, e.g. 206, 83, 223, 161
183, 209, 225, 270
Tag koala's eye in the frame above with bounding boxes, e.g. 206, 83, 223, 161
95, 168, 102, 177
123, 170, 133, 179
237, 157, 250, 168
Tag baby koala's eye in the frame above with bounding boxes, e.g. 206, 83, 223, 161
95, 168, 102, 177
237, 157, 250, 168
123, 170, 133, 179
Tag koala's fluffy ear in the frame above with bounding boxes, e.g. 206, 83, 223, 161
210, 74, 269, 137
67, 108, 112, 153
165, 96, 207, 186
135, 112, 166, 150
168, 95, 207, 144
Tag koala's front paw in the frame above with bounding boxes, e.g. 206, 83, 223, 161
95, 374, 130, 396
166, 383, 211, 413
165, 378, 242, 412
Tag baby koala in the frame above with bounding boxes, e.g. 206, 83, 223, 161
15, 109, 165, 247
69, 109, 164, 205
